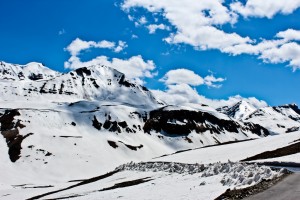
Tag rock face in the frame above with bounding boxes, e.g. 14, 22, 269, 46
0, 109, 33, 162
143, 107, 269, 137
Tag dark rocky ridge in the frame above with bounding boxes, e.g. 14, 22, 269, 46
143, 108, 269, 136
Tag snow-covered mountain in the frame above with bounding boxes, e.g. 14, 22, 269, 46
216, 99, 300, 134
217, 100, 257, 120
0, 61, 61, 81
244, 104, 300, 134
1, 61, 300, 200
0, 62, 161, 108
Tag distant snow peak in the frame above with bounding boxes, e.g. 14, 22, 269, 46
217, 100, 257, 120
0, 61, 61, 81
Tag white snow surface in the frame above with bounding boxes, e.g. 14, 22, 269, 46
154, 131, 300, 164
0, 61, 60, 81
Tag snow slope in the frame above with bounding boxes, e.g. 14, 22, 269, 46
154, 131, 300, 164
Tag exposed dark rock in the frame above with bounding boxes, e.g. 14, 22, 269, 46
0, 109, 33, 162
59, 83, 64, 94
45, 152, 53, 156
119, 75, 135, 88
92, 116, 102, 130
118, 141, 143, 151
59, 136, 82, 138
99, 177, 152, 192
71, 122, 76, 126
75, 67, 91, 77
242, 122, 269, 136
184, 137, 193, 143
143, 108, 241, 136
107, 140, 118, 149
109, 121, 121, 133
39, 83, 47, 94
118, 121, 128, 128
92, 80, 99, 88
103, 120, 111, 129
286, 126, 299, 133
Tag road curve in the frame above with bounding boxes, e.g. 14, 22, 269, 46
244, 173, 300, 200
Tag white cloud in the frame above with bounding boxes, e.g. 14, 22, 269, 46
131, 34, 138, 39
147, 24, 170, 34
160, 68, 225, 88
122, 0, 249, 51
151, 85, 267, 108
65, 38, 127, 56
58, 29, 66, 35
204, 75, 226, 88
135, 16, 148, 27
151, 83, 207, 105
160, 69, 204, 86
121, 0, 300, 70
222, 29, 300, 69
114, 41, 128, 53
276, 29, 300, 41
259, 42, 300, 71
64, 54, 156, 85
230, 0, 300, 19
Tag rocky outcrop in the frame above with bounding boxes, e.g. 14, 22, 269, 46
144, 108, 240, 135
143, 108, 269, 136
0, 109, 33, 162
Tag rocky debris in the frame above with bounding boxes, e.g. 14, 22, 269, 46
0, 109, 33, 162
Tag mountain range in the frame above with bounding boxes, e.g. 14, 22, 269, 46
0, 61, 300, 199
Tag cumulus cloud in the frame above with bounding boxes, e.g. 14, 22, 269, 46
121, 0, 300, 70
122, 0, 251, 52
160, 69, 204, 86
152, 69, 226, 105
147, 24, 170, 34
259, 42, 300, 71
65, 38, 127, 56
151, 83, 204, 105
276, 29, 300, 41
151, 85, 267, 108
160, 68, 225, 88
222, 29, 300, 70
230, 0, 300, 19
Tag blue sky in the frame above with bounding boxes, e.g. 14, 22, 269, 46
0, 0, 300, 106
